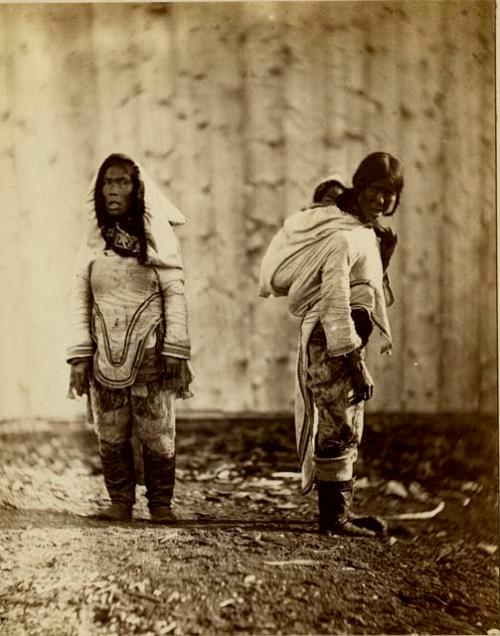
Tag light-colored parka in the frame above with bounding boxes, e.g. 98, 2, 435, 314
67, 159, 191, 389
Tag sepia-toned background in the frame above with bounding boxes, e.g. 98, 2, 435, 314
0, 1, 495, 418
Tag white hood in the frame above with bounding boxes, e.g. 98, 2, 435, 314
77, 156, 186, 270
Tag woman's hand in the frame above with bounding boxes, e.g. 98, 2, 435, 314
160, 356, 193, 398
69, 359, 90, 396
162, 355, 182, 379
373, 225, 398, 272
343, 350, 374, 405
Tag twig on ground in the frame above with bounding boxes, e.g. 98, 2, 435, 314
124, 590, 161, 604
387, 501, 445, 520
0, 595, 44, 606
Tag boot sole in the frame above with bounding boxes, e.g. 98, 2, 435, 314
95, 514, 132, 521
320, 521, 377, 538
149, 514, 177, 524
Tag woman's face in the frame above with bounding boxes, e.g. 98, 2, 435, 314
102, 163, 134, 217
356, 179, 397, 223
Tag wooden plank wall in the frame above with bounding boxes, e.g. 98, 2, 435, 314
0, 1, 495, 418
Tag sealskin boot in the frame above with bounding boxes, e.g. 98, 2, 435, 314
98, 440, 136, 518
317, 479, 385, 537
150, 506, 177, 524
96, 502, 133, 521
143, 449, 176, 522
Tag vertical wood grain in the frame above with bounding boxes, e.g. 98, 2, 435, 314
241, 2, 294, 411
90, 4, 145, 159
476, 2, 497, 414
205, 4, 253, 410
0, 7, 26, 417
170, 4, 219, 409
396, 1, 444, 412
362, 2, 406, 412
7, 5, 74, 416
439, 1, 483, 411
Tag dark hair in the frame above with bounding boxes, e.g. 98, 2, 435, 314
93, 153, 148, 263
337, 152, 404, 216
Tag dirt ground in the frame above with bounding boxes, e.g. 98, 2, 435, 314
0, 413, 498, 636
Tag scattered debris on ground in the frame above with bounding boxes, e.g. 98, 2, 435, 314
0, 415, 497, 635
